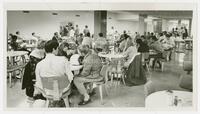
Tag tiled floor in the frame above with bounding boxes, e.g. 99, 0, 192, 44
6, 52, 190, 108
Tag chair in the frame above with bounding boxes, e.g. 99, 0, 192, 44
109, 59, 126, 87
141, 52, 150, 72
144, 80, 156, 97
179, 74, 192, 91
39, 76, 71, 107
93, 65, 109, 105
7, 63, 26, 87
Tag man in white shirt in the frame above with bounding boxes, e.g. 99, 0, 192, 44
35, 40, 74, 103
69, 27, 75, 38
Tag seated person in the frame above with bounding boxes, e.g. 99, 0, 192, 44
123, 38, 138, 68
82, 32, 92, 48
161, 33, 175, 50
94, 33, 109, 52
22, 40, 46, 102
73, 45, 103, 105
57, 41, 71, 59
148, 36, 165, 68
34, 40, 74, 106
136, 39, 149, 53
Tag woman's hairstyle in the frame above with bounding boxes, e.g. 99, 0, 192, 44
57, 41, 69, 57
136, 38, 143, 45
44, 40, 59, 53
37, 40, 46, 49
59, 41, 69, 50
78, 45, 90, 55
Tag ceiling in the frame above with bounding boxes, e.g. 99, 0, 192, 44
109, 11, 193, 20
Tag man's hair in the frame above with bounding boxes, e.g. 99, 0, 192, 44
150, 36, 158, 41
85, 25, 88, 28
44, 40, 59, 53
78, 45, 90, 55
54, 32, 58, 35
165, 33, 171, 38
32, 32, 35, 35
86, 32, 90, 37
16, 31, 19, 35
98, 33, 103, 37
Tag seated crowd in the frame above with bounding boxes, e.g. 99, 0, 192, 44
8, 24, 186, 107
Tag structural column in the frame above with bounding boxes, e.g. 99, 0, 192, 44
94, 11, 107, 38
138, 14, 146, 35
162, 19, 168, 31
188, 19, 192, 36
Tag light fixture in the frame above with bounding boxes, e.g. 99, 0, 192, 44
75, 15, 80, 17
22, 11, 30, 13
52, 12, 58, 15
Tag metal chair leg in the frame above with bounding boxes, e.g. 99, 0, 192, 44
99, 85, 103, 104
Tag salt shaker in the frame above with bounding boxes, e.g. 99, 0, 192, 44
166, 90, 174, 106
177, 99, 182, 107
174, 96, 178, 106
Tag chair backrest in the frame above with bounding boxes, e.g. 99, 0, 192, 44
40, 76, 70, 100
144, 80, 156, 97
100, 65, 109, 82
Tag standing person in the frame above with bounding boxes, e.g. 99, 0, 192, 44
63, 25, 69, 36
52, 32, 59, 42
76, 33, 84, 45
22, 40, 46, 102
75, 25, 80, 38
69, 27, 75, 38
31, 32, 41, 45
83, 25, 90, 37
10, 35, 19, 51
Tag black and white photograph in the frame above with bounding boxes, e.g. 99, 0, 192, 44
3, 1, 198, 111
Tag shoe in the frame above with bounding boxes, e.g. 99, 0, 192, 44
89, 90, 96, 96
78, 98, 91, 105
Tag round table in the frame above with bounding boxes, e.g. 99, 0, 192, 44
26, 44, 36, 51
7, 51, 29, 65
70, 65, 83, 71
145, 90, 192, 108
98, 52, 125, 60
7, 51, 29, 87
70, 65, 83, 75
175, 40, 185, 53
184, 39, 193, 50
7, 51, 28, 57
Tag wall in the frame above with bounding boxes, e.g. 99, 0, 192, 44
7, 11, 94, 40
107, 12, 139, 35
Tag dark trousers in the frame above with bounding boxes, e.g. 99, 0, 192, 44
26, 85, 34, 97
149, 53, 163, 68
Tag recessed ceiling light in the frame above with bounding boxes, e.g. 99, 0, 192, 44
75, 15, 80, 17
23, 11, 30, 13
52, 13, 58, 15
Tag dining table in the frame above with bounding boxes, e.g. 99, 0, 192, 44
145, 90, 193, 108
98, 52, 125, 60
7, 51, 29, 66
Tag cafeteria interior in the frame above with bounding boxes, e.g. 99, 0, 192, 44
6, 10, 194, 108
